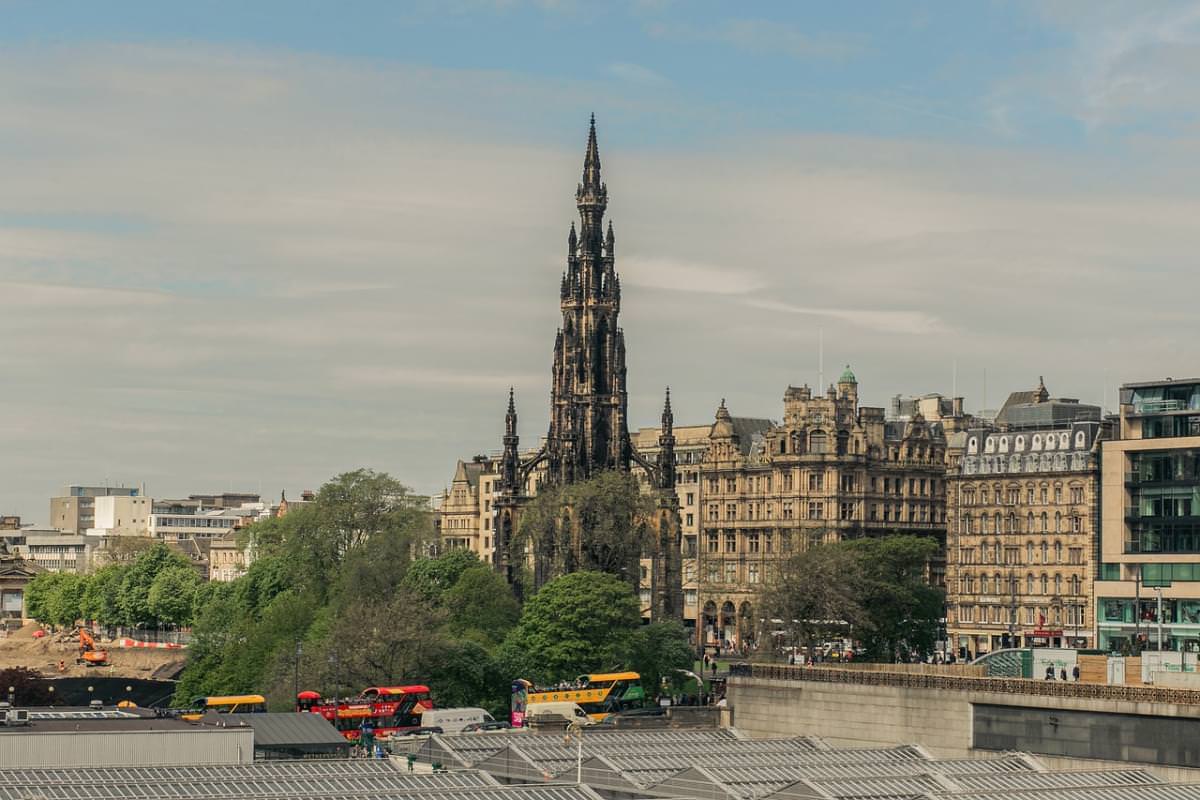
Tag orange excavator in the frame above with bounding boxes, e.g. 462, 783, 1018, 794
77, 628, 108, 667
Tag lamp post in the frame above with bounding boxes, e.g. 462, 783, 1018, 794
1155, 586, 1165, 652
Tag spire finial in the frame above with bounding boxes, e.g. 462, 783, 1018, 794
582, 114, 601, 191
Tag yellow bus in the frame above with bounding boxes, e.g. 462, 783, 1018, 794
181, 694, 267, 721
524, 672, 645, 722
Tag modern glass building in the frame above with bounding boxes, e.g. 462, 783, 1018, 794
1096, 378, 1200, 652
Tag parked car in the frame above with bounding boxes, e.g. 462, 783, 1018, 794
462, 720, 511, 732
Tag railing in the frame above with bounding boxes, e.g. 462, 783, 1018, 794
731, 662, 1200, 705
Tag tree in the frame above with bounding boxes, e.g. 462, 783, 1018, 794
147, 565, 203, 627
118, 543, 193, 627
516, 471, 652, 591
628, 621, 694, 698
844, 536, 944, 661
80, 565, 126, 626
402, 549, 479, 604
443, 566, 520, 646
497, 571, 640, 684
24, 572, 66, 625
760, 542, 867, 659
314, 469, 431, 560
44, 573, 86, 629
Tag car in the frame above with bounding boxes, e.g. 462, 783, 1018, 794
462, 720, 511, 732
396, 725, 444, 736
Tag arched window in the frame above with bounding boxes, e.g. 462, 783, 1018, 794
1040, 574, 1049, 594
1055, 511, 1062, 532
1026, 573, 1035, 594
1026, 541, 1034, 563
994, 513, 1002, 533
1026, 512, 1034, 532
809, 430, 828, 454
1009, 513, 1018, 533
1041, 540, 1049, 563
981, 574, 990, 594
1075, 430, 1086, 449
1032, 434, 1042, 450
963, 514, 972, 534
1016, 435, 1025, 451
1045, 435, 1056, 451
999, 436, 1010, 453
1040, 512, 1048, 533
1054, 541, 1063, 562
968, 437, 978, 454
1070, 575, 1081, 595
1054, 574, 1063, 594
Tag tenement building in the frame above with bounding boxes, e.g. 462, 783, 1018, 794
945, 379, 1105, 657
1095, 378, 1200, 652
695, 367, 954, 651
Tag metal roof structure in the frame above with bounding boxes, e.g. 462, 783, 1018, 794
944, 769, 1161, 792
946, 785, 1200, 800
0, 760, 423, 786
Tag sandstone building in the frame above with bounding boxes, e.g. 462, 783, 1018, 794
945, 379, 1105, 657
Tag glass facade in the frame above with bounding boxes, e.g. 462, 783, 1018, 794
1125, 449, 1200, 553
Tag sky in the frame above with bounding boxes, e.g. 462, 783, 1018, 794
2, 1, 1200, 523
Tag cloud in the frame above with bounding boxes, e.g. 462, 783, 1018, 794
620, 256, 765, 294
607, 62, 671, 87
998, 2, 1200, 132
1, 41, 1198, 523
647, 18, 863, 60
743, 299, 946, 336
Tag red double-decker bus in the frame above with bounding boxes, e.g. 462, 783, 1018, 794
296, 685, 433, 740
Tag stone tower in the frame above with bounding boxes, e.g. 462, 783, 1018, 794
546, 114, 631, 485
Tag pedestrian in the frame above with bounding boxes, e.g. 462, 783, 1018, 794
1060, 668, 1068, 681
703, 653, 709, 669
1072, 664, 1081, 682
711, 661, 718, 677
1045, 665, 1055, 680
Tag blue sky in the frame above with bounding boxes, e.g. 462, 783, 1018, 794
2, 2, 1199, 521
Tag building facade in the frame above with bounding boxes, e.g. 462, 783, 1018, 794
50, 485, 142, 534
694, 368, 953, 651
1095, 378, 1200, 652
945, 380, 1105, 657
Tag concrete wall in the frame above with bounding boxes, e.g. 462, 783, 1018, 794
729, 674, 1200, 778
0, 728, 253, 768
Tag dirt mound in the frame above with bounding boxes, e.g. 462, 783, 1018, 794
0, 621, 189, 679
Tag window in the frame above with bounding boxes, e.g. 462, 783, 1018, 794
1072, 515, 1082, 533
1070, 487, 1083, 504
1040, 574, 1049, 594
782, 501, 794, 519
809, 472, 824, 491
783, 473, 793, 491
764, 532, 773, 553
748, 533, 760, 553
706, 562, 720, 582
724, 532, 736, 553
1041, 541, 1049, 563
960, 605, 974, 623
808, 501, 824, 519
726, 503, 737, 521
1054, 574, 1062, 594
686, 513, 694, 527
1054, 541, 1063, 563
708, 504, 719, 522
707, 532, 718, 553
748, 563, 760, 584
724, 561, 737, 583
686, 493, 695, 505
839, 502, 855, 520
1026, 574, 1034, 594
1069, 547, 1082, 565
726, 477, 737, 492
1055, 487, 1063, 503
810, 431, 828, 454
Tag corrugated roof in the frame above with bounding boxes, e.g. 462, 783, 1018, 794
0, 760, 432, 786
947, 769, 1160, 791
949, 784, 1200, 800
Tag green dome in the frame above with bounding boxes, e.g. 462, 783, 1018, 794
839, 364, 857, 384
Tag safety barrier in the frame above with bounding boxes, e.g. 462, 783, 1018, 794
733, 662, 1200, 705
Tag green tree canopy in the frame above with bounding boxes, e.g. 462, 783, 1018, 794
628, 621, 694, 698
498, 571, 640, 684
118, 542, 194, 627
760, 535, 944, 662
147, 565, 203, 627
443, 565, 521, 646
516, 471, 652, 590
402, 549, 480, 604
80, 565, 125, 624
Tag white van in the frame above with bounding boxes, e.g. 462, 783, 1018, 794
527, 701, 594, 726
418, 707, 494, 734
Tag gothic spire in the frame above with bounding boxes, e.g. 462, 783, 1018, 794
568, 221, 577, 253
500, 388, 521, 494
505, 387, 517, 435
582, 112, 601, 191
657, 387, 676, 490
661, 386, 674, 432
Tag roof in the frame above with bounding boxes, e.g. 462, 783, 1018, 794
229, 712, 349, 750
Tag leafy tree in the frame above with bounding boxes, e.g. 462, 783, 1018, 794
147, 565, 203, 627
426, 638, 507, 715
760, 542, 867, 658
516, 471, 652, 591
844, 536, 944, 661
100, 535, 155, 566
314, 469, 431, 561
497, 571, 640, 684
80, 565, 126, 626
443, 566, 520, 646
628, 621, 693, 698
760, 535, 944, 662
0, 667, 53, 705
118, 542, 193, 627
403, 549, 480, 604
43, 573, 86, 629
24, 572, 67, 625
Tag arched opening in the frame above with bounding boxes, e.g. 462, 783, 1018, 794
702, 601, 718, 649
720, 601, 736, 648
